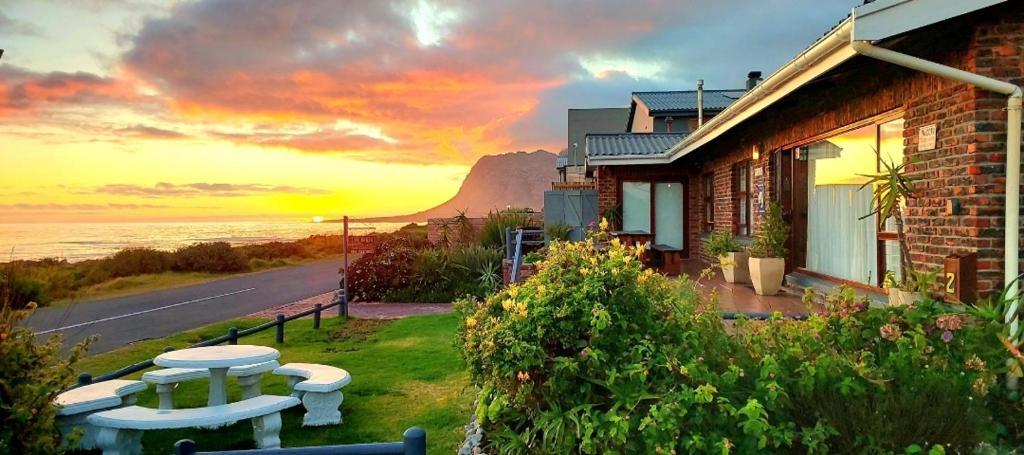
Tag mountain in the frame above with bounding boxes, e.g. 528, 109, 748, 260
355, 150, 558, 222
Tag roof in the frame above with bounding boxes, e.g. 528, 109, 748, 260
593, 0, 1007, 166
632, 89, 746, 113
586, 133, 686, 159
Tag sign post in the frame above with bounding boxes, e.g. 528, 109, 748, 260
340, 216, 350, 317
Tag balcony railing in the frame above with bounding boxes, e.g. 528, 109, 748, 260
551, 181, 596, 191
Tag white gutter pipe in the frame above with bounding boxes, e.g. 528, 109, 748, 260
849, 41, 1023, 336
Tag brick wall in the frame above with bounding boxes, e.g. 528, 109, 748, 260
594, 3, 1024, 294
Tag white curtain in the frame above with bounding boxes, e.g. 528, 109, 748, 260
806, 168, 878, 284
622, 182, 651, 233
654, 182, 683, 249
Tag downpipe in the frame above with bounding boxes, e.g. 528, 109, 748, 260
850, 40, 1023, 387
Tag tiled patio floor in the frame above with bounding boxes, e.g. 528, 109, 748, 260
677, 260, 812, 317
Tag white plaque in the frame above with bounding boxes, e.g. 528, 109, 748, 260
919, 124, 936, 151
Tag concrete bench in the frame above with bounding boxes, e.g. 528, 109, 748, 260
54, 380, 148, 450
87, 394, 300, 455
142, 360, 280, 409
273, 363, 352, 426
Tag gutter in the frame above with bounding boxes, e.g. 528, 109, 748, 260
848, 41, 1023, 337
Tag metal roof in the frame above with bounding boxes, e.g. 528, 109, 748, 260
586, 133, 687, 158
632, 89, 746, 113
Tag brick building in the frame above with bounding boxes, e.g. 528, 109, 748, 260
588, 0, 1023, 297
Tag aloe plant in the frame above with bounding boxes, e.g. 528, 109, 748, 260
859, 156, 916, 286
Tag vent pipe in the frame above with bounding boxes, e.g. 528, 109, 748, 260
696, 79, 704, 128
745, 71, 762, 90
665, 116, 674, 133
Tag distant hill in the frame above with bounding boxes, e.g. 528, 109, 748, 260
355, 150, 558, 222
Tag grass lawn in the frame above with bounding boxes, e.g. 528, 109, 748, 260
51, 254, 358, 307
71, 312, 472, 455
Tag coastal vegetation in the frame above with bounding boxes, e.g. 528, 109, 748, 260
1, 231, 373, 307
456, 227, 1024, 453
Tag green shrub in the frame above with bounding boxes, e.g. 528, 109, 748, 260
705, 230, 744, 257
737, 286, 1016, 452
458, 230, 775, 454
544, 223, 573, 242
749, 201, 788, 258
172, 242, 249, 273
0, 272, 91, 453
480, 209, 535, 250
104, 248, 174, 277
458, 225, 1022, 453
347, 233, 428, 302
238, 241, 310, 261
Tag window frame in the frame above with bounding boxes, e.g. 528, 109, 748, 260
621, 180, 652, 234
734, 161, 753, 237
701, 172, 715, 232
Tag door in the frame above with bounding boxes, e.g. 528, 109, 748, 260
772, 149, 807, 272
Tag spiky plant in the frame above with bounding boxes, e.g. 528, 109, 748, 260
859, 156, 917, 284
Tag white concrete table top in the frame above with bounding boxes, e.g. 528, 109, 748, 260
154, 345, 280, 406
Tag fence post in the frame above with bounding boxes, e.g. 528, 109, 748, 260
313, 303, 322, 329
403, 426, 427, 455
77, 373, 92, 386
173, 439, 197, 455
275, 314, 285, 344
228, 327, 238, 345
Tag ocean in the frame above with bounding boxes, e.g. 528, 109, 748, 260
0, 220, 412, 262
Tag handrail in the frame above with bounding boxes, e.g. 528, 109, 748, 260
510, 229, 524, 283
75, 290, 347, 388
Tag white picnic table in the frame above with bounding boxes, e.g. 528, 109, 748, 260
154, 345, 280, 406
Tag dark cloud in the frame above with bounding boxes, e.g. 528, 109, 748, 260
0, 66, 145, 114
93, 182, 332, 198
115, 124, 188, 139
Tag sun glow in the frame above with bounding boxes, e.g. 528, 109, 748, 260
312, 216, 324, 223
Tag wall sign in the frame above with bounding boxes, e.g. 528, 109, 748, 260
919, 124, 937, 151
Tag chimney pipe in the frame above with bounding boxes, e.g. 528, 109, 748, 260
696, 79, 704, 128
665, 116, 674, 133
746, 71, 762, 90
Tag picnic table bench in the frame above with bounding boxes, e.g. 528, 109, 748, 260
88, 394, 300, 455
142, 361, 280, 409
54, 379, 148, 450
274, 363, 351, 426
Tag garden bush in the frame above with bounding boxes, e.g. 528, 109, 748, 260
347, 233, 428, 301
172, 242, 249, 273
0, 271, 91, 453
237, 241, 310, 261
457, 225, 1023, 453
104, 247, 174, 277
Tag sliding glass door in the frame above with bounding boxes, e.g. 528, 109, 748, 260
654, 182, 683, 249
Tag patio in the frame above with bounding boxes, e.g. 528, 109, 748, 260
676, 259, 811, 317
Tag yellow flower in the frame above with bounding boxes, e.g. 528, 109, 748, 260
466, 317, 477, 328
599, 217, 609, 231
537, 284, 546, 294
611, 267, 619, 275
507, 286, 519, 299
502, 299, 514, 311
611, 237, 621, 247
590, 257, 598, 266
517, 371, 531, 382
515, 302, 528, 317
580, 268, 590, 276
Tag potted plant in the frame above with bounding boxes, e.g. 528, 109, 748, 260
859, 157, 919, 305
748, 201, 789, 295
706, 230, 748, 283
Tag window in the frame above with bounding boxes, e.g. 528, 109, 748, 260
735, 161, 753, 236
702, 173, 714, 232
804, 118, 904, 286
622, 181, 651, 233
655, 182, 684, 249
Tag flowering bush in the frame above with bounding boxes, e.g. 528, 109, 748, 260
458, 228, 804, 453
457, 225, 1023, 453
347, 233, 428, 301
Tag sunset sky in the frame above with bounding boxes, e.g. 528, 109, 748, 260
0, 0, 852, 222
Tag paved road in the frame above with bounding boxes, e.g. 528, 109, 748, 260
25, 259, 345, 354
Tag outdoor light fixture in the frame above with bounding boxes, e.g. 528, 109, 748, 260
752, 144, 760, 160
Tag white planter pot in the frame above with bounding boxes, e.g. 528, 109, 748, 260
749, 257, 785, 296
898, 290, 922, 306
719, 252, 750, 284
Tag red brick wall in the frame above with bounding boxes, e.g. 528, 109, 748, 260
594, 4, 1024, 294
